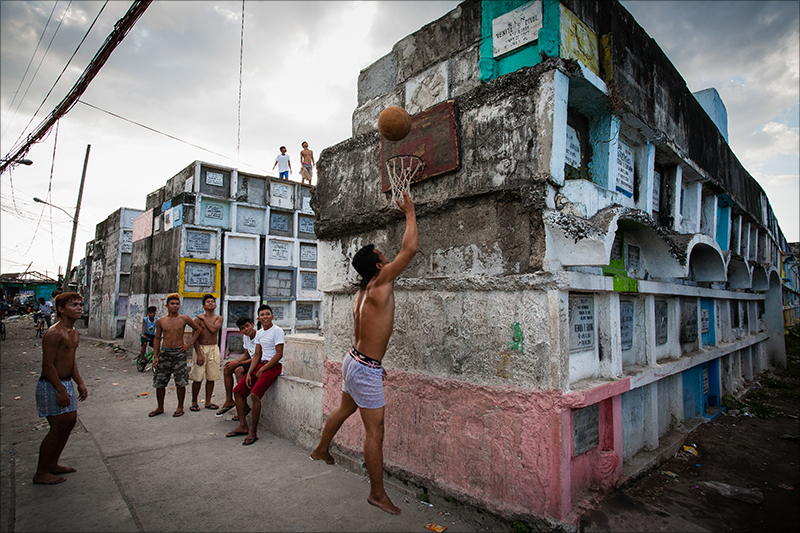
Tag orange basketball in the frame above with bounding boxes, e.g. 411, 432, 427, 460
377, 106, 412, 142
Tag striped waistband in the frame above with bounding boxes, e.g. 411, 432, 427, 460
349, 347, 381, 369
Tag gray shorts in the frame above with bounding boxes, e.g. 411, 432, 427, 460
153, 347, 189, 389
341, 349, 385, 409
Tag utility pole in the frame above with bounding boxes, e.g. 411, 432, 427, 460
65, 145, 90, 290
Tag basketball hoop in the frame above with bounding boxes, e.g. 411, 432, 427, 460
385, 154, 425, 205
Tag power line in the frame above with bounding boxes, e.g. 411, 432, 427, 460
2, 0, 61, 139
10, 1, 108, 153
76, 100, 270, 173
0, 0, 153, 174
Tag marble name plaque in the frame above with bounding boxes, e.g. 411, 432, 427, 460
492, 1, 542, 58
187, 232, 211, 253
620, 300, 634, 351
569, 295, 595, 352
655, 300, 668, 346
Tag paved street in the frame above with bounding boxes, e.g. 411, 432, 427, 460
0, 317, 510, 533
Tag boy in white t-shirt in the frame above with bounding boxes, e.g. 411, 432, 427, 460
226, 304, 285, 445
272, 146, 292, 180
215, 316, 257, 416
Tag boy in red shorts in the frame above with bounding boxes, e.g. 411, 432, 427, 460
225, 304, 284, 445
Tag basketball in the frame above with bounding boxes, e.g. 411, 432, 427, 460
377, 106, 412, 142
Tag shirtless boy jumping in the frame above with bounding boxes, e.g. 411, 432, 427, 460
310, 190, 417, 515
33, 292, 88, 485
148, 293, 201, 418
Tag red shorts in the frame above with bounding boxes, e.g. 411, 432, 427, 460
233, 362, 281, 398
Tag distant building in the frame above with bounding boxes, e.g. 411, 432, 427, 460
85, 207, 144, 338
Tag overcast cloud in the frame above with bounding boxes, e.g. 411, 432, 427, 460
1, 1, 797, 277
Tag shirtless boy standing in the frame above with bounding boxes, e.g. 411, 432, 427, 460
299, 141, 315, 185
33, 292, 88, 485
310, 190, 417, 515
148, 294, 201, 418
189, 294, 224, 411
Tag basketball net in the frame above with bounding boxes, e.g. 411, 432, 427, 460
385, 155, 425, 205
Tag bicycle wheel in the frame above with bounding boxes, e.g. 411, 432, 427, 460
136, 354, 146, 372
35, 322, 43, 338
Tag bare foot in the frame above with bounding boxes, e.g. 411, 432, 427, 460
51, 465, 77, 475
33, 473, 66, 485
310, 449, 335, 465
368, 494, 401, 515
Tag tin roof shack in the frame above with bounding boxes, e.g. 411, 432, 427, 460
313, 0, 790, 527
86, 207, 144, 339
0, 271, 58, 309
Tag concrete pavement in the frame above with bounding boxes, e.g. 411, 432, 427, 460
1, 320, 510, 533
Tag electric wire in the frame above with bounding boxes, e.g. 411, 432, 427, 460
76, 100, 270, 173
9, 1, 107, 153
1, 1, 155, 175
1, 1, 61, 141
23, 120, 59, 257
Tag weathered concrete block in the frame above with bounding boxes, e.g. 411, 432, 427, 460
352, 92, 404, 139
282, 333, 325, 382
392, 1, 482, 84
260, 375, 323, 451
357, 52, 398, 106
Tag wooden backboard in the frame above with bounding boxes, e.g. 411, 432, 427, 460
381, 100, 460, 193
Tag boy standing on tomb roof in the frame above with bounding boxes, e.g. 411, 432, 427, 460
272, 146, 292, 180
310, 190, 417, 515
300, 141, 315, 185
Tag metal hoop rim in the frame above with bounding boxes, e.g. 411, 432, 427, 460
385, 154, 425, 166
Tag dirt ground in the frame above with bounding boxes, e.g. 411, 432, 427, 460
581, 329, 800, 533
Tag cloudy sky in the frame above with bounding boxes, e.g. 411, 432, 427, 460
1, 1, 798, 278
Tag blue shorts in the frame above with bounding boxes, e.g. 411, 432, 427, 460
341, 348, 385, 409
36, 378, 78, 417
279, 171, 289, 180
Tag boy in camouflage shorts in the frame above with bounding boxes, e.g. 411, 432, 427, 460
148, 294, 201, 418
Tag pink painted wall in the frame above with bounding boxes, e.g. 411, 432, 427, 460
322, 360, 625, 521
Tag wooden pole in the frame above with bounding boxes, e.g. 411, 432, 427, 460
65, 144, 90, 290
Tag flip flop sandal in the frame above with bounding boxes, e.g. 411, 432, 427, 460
189, 405, 200, 412
205, 403, 220, 410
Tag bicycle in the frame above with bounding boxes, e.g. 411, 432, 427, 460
136, 346, 157, 374
35, 315, 47, 338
